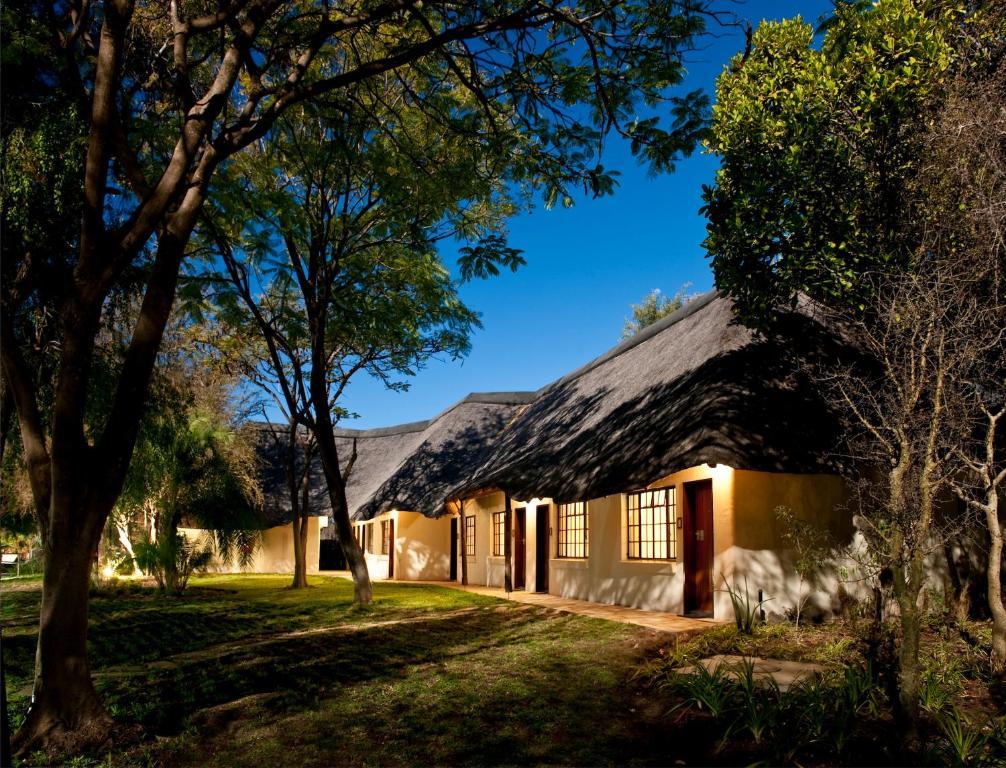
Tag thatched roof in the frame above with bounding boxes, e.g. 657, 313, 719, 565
254, 291, 842, 526
250, 422, 330, 527
348, 392, 535, 522
452, 292, 843, 503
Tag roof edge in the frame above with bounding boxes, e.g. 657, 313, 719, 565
536, 290, 720, 395
333, 419, 432, 438
334, 391, 536, 438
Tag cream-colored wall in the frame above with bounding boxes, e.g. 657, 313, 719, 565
550, 492, 684, 613
358, 512, 393, 580
548, 465, 731, 614
723, 469, 860, 620
548, 464, 854, 619
357, 464, 855, 620
456, 492, 504, 586
354, 510, 453, 581
180, 515, 325, 575
395, 511, 451, 580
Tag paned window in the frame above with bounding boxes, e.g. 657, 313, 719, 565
381, 521, 390, 555
626, 487, 676, 560
492, 511, 506, 556
464, 514, 476, 557
557, 502, 588, 558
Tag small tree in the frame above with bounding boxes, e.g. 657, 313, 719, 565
920, 48, 1006, 669
621, 285, 694, 339
775, 505, 832, 628
812, 260, 1002, 735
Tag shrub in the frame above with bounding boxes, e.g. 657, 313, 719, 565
718, 576, 770, 634
935, 707, 991, 767
134, 534, 213, 595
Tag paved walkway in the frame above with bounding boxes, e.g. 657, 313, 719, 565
401, 580, 723, 637
689, 654, 829, 691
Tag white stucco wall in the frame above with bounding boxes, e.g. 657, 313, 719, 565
395, 511, 451, 580
180, 515, 326, 575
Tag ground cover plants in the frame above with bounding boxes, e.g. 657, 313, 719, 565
647, 616, 1006, 766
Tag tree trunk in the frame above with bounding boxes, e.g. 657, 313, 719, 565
308, 326, 371, 604
0, 374, 12, 469
986, 490, 1006, 671
895, 595, 921, 727
459, 500, 468, 587
291, 508, 309, 589
115, 522, 142, 578
161, 507, 182, 595
311, 422, 371, 604
12, 528, 112, 756
286, 424, 311, 589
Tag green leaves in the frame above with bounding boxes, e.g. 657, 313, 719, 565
458, 235, 526, 282
702, 0, 964, 329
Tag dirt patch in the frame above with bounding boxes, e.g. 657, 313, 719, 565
189, 693, 282, 735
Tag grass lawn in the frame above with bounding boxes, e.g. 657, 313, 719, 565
5, 575, 1004, 766
2, 575, 686, 767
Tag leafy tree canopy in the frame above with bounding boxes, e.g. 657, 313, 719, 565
621, 284, 694, 339
701, 0, 983, 329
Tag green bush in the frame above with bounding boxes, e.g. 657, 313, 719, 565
134, 535, 213, 595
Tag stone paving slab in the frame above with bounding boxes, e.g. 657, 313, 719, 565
402, 579, 724, 638
689, 654, 828, 691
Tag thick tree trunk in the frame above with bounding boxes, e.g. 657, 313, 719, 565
0, 375, 13, 469
311, 421, 371, 603
895, 594, 922, 729
291, 509, 309, 589
12, 527, 112, 756
308, 323, 371, 603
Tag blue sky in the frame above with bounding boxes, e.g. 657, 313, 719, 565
339, 0, 834, 428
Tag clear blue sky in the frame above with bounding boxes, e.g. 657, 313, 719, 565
339, 0, 834, 428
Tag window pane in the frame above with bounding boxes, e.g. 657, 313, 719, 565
625, 487, 676, 560
492, 512, 506, 556
557, 502, 588, 558
464, 515, 476, 557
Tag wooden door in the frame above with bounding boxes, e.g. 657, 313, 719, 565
684, 480, 714, 616
535, 505, 549, 592
449, 518, 458, 581
387, 519, 395, 579
514, 507, 526, 590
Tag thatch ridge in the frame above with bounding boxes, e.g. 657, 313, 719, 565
451, 294, 842, 503
252, 293, 843, 528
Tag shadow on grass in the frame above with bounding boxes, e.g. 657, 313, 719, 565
98, 605, 557, 734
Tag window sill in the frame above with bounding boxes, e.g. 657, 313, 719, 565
551, 558, 588, 570
620, 559, 677, 569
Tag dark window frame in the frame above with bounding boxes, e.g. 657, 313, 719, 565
625, 486, 677, 561
380, 520, 390, 555
465, 514, 476, 557
556, 501, 588, 559
492, 511, 506, 556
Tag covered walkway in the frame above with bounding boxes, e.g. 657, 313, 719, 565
405, 580, 723, 637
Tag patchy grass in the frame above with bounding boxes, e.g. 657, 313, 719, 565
4, 575, 688, 767
6, 577, 1004, 766
675, 618, 865, 667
